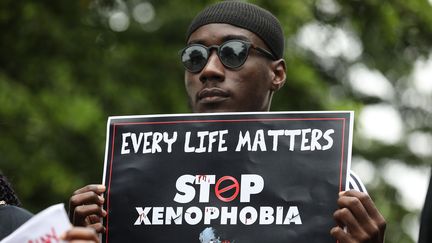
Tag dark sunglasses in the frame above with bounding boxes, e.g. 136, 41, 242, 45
180, 40, 276, 73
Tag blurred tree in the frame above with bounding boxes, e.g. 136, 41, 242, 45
0, 0, 431, 242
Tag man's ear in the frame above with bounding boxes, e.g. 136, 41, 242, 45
270, 59, 286, 91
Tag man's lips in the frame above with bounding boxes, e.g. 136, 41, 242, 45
197, 88, 230, 103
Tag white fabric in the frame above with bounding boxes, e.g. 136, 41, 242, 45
348, 170, 368, 194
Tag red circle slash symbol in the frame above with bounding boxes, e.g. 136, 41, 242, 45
215, 176, 240, 202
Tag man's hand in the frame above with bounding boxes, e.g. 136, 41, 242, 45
69, 184, 107, 233
61, 227, 100, 243
331, 190, 386, 243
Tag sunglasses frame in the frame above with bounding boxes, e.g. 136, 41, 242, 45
180, 40, 277, 73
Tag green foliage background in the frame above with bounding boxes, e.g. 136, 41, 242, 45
0, 0, 431, 242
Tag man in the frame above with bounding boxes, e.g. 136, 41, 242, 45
69, 1, 386, 242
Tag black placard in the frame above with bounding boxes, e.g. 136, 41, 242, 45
102, 111, 353, 243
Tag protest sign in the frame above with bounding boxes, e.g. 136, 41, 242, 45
102, 111, 353, 243
1, 203, 71, 243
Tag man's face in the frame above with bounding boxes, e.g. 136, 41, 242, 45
184, 23, 278, 113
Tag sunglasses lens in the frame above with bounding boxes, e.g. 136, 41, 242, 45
219, 41, 248, 68
181, 45, 208, 72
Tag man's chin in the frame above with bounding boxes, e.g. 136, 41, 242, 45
192, 102, 236, 113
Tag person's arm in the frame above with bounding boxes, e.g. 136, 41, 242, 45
61, 227, 99, 243
68, 184, 107, 233
330, 190, 386, 243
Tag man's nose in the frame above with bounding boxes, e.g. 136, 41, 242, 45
199, 51, 225, 83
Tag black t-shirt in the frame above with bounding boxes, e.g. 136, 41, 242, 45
0, 205, 33, 240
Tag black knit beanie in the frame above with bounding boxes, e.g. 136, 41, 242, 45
186, 1, 285, 59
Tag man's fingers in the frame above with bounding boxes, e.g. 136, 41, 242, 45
88, 214, 102, 224
88, 222, 106, 234
66, 241, 96, 243
330, 226, 354, 243
333, 207, 364, 235
341, 191, 384, 220
338, 193, 378, 234
73, 204, 107, 226
73, 184, 106, 195
69, 184, 106, 222
70, 191, 105, 209
61, 227, 99, 243
341, 191, 386, 233
335, 190, 386, 243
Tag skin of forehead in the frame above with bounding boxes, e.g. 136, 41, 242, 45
187, 23, 272, 52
